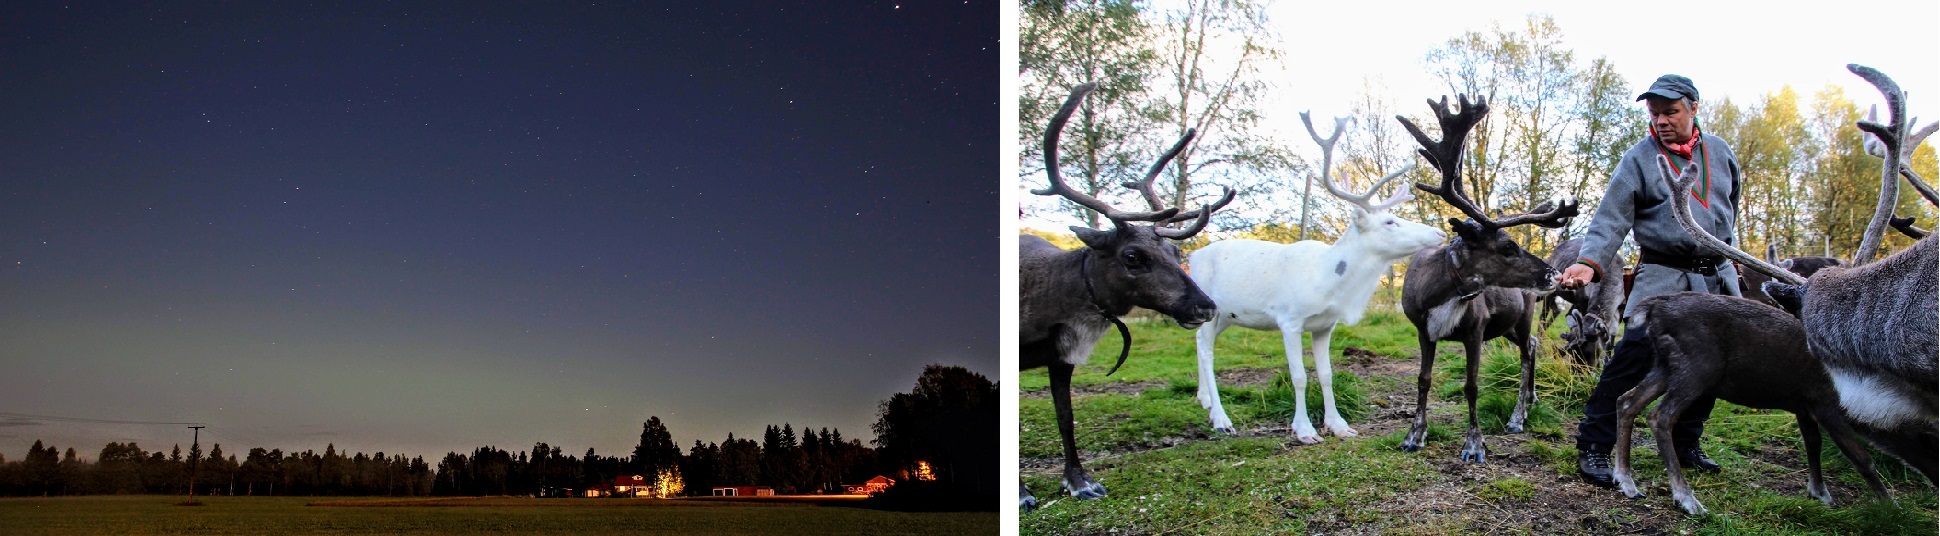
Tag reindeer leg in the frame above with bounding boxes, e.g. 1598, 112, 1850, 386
1459, 334, 1487, 464
1049, 362, 1104, 499
1796, 413, 1831, 505
1614, 370, 1668, 499
1651, 392, 1704, 515
1282, 323, 1321, 444
1196, 320, 1236, 434
1507, 310, 1537, 434
1815, 408, 1893, 502
1312, 326, 1356, 438
1020, 482, 1039, 512
1856, 423, 1938, 485
1401, 333, 1437, 452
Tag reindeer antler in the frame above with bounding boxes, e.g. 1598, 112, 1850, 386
1300, 112, 1419, 213
1033, 83, 1180, 224
1119, 128, 1237, 239
1660, 156, 1806, 286
1890, 215, 1930, 240
1399, 95, 1576, 230
1862, 106, 1940, 206
1849, 64, 1909, 264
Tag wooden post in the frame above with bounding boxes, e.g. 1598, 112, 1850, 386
187, 426, 205, 503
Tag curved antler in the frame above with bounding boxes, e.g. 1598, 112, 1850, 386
1032, 83, 1180, 223
1660, 155, 1805, 285
1117, 127, 1237, 238
1399, 95, 1496, 227
1491, 197, 1580, 229
1124, 129, 1197, 212
1890, 215, 1930, 240
1849, 64, 1907, 264
1152, 188, 1236, 239
1863, 107, 1939, 206
1300, 111, 1418, 213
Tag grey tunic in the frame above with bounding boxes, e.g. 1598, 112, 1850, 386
1575, 132, 1743, 324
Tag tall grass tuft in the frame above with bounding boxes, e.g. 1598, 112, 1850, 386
1252, 368, 1371, 424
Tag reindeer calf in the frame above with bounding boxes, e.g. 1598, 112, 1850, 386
1613, 292, 1890, 515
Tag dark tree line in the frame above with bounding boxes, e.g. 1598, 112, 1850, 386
1, 364, 995, 502
0, 440, 436, 497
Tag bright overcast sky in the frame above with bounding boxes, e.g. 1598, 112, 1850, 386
1265, 1, 1939, 126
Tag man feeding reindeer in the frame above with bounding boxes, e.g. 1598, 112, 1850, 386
1556, 74, 1744, 487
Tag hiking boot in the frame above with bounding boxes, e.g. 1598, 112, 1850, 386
1678, 446, 1721, 472
1578, 447, 1614, 487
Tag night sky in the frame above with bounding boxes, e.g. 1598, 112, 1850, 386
0, 2, 997, 460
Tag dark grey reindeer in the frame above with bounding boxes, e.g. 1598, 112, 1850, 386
1612, 292, 1891, 515
1539, 237, 1625, 367
1611, 65, 1937, 515
1394, 95, 1579, 462
1019, 83, 1232, 511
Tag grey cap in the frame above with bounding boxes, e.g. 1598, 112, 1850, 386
1636, 74, 1698, 102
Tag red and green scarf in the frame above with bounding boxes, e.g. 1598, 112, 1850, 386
1657, 123, 1701, 158
1652, 121, 1711, 207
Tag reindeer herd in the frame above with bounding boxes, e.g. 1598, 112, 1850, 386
1019, 65, 1938, 516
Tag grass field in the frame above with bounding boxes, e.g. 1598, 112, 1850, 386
1020, 307, 1939, 535
0, 495, 998, 535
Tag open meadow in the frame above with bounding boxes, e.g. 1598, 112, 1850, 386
0, 495, 997, 536
1019, 306, 1938, 535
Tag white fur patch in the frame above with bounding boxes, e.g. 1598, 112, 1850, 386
1059, 322, 1108, 366
1829, 370, 1928, 428
1426, 299, 1468, 340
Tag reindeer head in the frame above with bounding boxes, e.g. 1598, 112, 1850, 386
1036, 83, 1233, 328
1399, 95, 1578, 295
1300, 113, 1446, 258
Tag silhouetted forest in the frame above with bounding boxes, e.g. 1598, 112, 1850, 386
0, 365, 995, 502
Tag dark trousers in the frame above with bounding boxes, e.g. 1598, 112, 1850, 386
1575, 323, 1714, 453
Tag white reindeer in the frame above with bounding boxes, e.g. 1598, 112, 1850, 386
1188, 113, 1445, 443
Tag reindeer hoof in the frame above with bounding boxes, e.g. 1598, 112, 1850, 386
1021, 495, 1039, 512
1329, 425, 1359, 438
1460, 449, 1486, 464
1504, 422, 1524, 433
1295, 434, 1323, 445
1677, 497, 1708, 516
1066, 481, 1107, 500
1213, 426, 1236, 435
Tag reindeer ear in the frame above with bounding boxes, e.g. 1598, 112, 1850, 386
1763, 281, 1807, 317
1071, 226, 1115, 250
1446, 218, 1481, 241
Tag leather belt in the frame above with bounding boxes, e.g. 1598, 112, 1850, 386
1639, 248, 1725, 276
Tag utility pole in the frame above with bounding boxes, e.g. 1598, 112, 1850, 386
187, 425, 205, 503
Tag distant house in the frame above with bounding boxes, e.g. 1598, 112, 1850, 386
612, 475, 652, 498
844, 475, 895, 495
584, 485, 609, 498
711, 485, 774, 497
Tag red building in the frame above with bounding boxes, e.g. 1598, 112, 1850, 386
843, 475, 895, 495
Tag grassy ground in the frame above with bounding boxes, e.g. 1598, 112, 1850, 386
0, 495, 998, 535
1020, 307, 1938, 535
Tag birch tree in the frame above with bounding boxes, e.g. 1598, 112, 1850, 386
1019, 0, 1163, 228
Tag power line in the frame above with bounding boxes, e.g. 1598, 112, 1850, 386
0, 411, 204, 426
